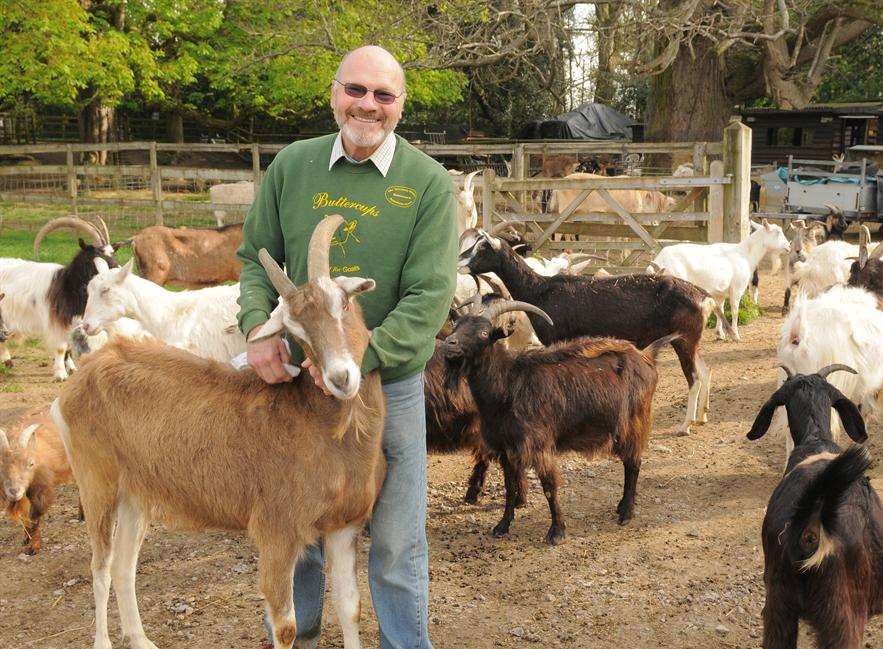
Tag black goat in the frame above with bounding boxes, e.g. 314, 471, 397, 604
458, 228, 716, 434
747, 365, 883, 649
443, 298, 672, 545
847, 225, 883, 300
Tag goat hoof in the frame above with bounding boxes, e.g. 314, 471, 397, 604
545, 526, 566, 545
463, 490, 480, 505
617, 509, 634, 525
2, 360, 12, 368
676, 427, 691, 437
23, 544, 39, 556
515, 495, 527, 508
491, 522, 510, 538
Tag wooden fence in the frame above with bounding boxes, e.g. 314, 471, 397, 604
0, 119, 752, 267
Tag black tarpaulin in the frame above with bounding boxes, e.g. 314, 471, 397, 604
518, 103, 634, 140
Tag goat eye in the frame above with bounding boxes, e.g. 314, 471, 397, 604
100, 288, 109, 296
479, 330, 489, 339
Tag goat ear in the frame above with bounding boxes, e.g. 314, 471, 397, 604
116, 258, 134, 283
93, 257, 110, 274
490, 327, 511, 342
749, 220, 761, 231
249, 303, 286, 343
747, 394, 783, 440
334, 276, 375, 297
827, 384, 867, 443
79, 238, 88, 250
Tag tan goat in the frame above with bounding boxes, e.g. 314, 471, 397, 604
127, 223, 243, 288
1, 405, 76, 554
52, 215, 386, 649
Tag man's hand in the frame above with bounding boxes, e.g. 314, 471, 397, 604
247, 326, 293, 384
302, 358, 331, 396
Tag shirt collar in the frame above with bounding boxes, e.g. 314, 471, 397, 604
329, 130, 397, 177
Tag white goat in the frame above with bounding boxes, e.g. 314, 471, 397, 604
649, 219, 790, 341
210, 180, 254, 227
792, 236, 880, 299
777, 285, 883, 458
448, 170, 480, 235
82, 258, 245, 361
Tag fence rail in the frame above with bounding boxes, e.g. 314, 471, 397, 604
0, 126, 750, 257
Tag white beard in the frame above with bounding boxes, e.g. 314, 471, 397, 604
340, 121, 387, 149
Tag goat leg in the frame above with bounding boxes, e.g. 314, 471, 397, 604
617, 457, 641, 525
464, 457, 488, 504
23, 486, 54, 555
761, 598, 798, 649
535, 455, 566, 545
492, 455, 521, 538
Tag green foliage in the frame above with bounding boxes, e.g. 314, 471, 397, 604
0, 383, 23, 393
817, 27, 883, 103
706, 295, 762, 329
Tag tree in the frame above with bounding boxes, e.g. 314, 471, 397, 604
635, 0, 883, 140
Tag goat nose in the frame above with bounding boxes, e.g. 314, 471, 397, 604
327, 369, 351, 391
5, 487, 23, 502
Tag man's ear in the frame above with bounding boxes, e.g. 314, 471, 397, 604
334, 276, 376, 297
249, 303, 286, 343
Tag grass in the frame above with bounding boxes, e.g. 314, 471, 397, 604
706, 294, 763, 329
0, 382, 23, 393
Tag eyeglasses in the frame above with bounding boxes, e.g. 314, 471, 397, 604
333, 79, 403, 105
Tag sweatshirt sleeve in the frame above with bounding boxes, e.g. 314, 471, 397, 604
236, 160, 285, 337
360, 176, 458, 375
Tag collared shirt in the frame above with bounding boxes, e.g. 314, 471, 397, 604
328, 130, 397, 177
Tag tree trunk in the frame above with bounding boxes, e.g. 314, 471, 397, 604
167, 112, 184, 143
593, 4, 623, 106
645, 37, 731, 142
78, 99, 116, 165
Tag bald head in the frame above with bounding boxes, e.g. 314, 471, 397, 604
335, 46, 405, 93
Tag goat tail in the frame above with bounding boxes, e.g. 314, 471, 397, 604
642, 333, 679, 362
792, 445, 872, 572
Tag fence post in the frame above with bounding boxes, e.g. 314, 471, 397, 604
708, 160, 725, 243
722, 116, 751, 242
482, 167, 496, 230
251, 142, 261, 188
66, 144, 77, 215
149, 141, 163, 225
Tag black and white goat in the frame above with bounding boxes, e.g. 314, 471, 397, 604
0, 217, 119, 379
748, 365, 883, 649
458, 228, 721, 434
442, 298, 672, 544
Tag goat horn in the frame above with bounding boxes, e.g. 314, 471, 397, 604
307, 214, 345, 281
823, 203, 842, 215
778, 364, 794, 380
18, 424, 38, 448
0, 429, 8, 451
463, 169, 480, 193
482, 300, 553, 327
258, 248, 297, 296
93, 215, 111, 245
817, 364, 858, 378
870, 233, 883, 261
466, 291, 483, 315
490, 220, 516, 236
859, 226, 870, 267
33, 216, 103, 259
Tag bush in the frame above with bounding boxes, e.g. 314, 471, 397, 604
706, 295, 762, 329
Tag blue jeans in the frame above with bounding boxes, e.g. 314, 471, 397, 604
280, 373, 433, 649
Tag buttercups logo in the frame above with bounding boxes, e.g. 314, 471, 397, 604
385, 185, 417, 208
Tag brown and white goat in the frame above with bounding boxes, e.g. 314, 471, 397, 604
848, 225, 883, 301
1, 405, 76, 554
123, 223, 243, 288
443, 298, 672, 545
52, 215, 385, 649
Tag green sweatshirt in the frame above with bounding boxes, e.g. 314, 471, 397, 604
236, 133, 458, 383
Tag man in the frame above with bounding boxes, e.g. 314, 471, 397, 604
237, 45, 457, 649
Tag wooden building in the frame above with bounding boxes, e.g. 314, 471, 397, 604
741, 101, 882, 166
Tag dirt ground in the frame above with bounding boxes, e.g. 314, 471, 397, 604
1, 269, 881, 649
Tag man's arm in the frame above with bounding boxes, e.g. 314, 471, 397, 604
236, 161, 294, 384
361, 179, 458, 375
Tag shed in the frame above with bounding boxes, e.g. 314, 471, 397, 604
741, 101, 882, 166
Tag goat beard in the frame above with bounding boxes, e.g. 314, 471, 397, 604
443, 356, 467, 392
6, 497, 30, 524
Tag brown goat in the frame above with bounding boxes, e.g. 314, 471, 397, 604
52, 215, 385, 649
443, 299, 671, 545
1, 405, 76, 554
127, 223, 243, 287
